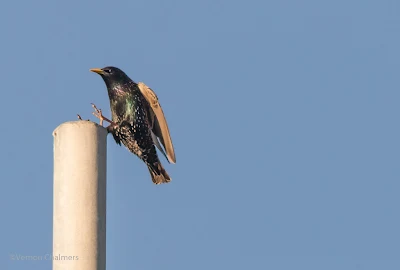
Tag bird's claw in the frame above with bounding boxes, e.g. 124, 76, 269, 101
76, 104, 110, 126
91, 103, 105, 126
77, 114, 90, 121
91, 103, 116, 127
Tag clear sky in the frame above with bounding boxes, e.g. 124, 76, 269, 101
1, 0, 399, 269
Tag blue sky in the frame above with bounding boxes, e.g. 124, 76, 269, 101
1, 0, 399, 269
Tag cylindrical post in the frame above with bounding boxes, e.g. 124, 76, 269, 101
52, 121, 107, 270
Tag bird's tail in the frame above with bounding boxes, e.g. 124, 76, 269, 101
147, 161, 171, 185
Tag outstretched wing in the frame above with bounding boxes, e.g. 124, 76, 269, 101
138, 82, 176, 164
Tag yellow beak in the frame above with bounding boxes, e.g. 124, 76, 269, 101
90, 68, 103, 74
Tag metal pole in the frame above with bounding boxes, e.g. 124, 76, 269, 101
52, 121, 107, 270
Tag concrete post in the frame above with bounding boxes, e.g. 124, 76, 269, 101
52, 121, 107, 270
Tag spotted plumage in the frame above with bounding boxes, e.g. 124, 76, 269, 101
90, 66, 175, 184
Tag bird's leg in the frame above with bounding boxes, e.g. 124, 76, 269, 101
91, 103, 118, 129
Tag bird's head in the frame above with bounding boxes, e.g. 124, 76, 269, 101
90, 66, 132, 89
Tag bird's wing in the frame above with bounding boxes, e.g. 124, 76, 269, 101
151, 130, 169, 161
138, 82, 176, 164
146, 106, 169, 161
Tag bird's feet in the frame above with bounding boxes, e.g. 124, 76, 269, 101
91, 103, 117, 129
77, 114, 90, 121
91, 103, 105, 126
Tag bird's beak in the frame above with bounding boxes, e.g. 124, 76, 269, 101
90, 68, 104, 74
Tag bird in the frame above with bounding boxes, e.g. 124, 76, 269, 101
89, 66, 176, 184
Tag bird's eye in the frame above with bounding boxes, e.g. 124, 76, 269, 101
104, 69, 112, 74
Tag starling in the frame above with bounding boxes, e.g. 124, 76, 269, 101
90, 66, 176, 184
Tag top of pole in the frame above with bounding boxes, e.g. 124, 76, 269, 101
53, 120, 107, 138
